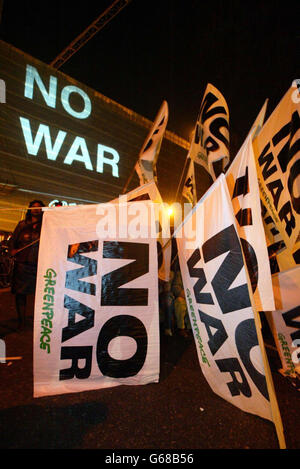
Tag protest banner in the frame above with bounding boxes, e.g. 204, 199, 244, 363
225, 133, 275, 311
175, 174, 285, 447
189, 83, 230, 180
266, 266, 300, 378
134, 100, 169, 186
34, 201, 159, 397
252, 83, 300, 251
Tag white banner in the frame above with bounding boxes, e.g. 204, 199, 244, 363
114, 181, 171, 282
267, 266, 300, 377
225, 133, 275, 311
135, 100, 168, 185
253, 82, 300, 251
189, 83, 230, 180
34, 201, 159, 397
175, 174, 279, 422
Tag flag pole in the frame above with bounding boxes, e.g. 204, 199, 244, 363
242, 251, 286, 449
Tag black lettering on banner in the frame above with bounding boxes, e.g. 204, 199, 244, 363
198, 309, 228, 355
231, 168, 257, 292
293, 247, 300, 264
240, 238, 258, 293
279, 201, 296, 237
235, 208, 253, 227
59, 346, 93, 380
232, 167, 249, 198
273, 111, 300, 174
101, 241, 149, 306
96, 315, 147, 378
187, 248, 214, 305
126, 193, 164, 270
215, 357, 251, 397
266, 179, 284, 210
198, 91, 229, 151
65, 241, 98, 295
199, 92, 226, 124
202, 225, 251, 313
235, 319, 269, 400
258, 143, 277, 180
282, 306, 300, 342
62, 295, 95, 342
232, 166, 253, 227
208, 117, 229, 151
288, 159, 300, 214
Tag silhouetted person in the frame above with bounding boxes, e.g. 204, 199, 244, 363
9, 200, 45, 329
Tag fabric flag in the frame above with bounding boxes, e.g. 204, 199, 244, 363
225, 132, 275, 311
252, 82, 300, 251
34, 201, 159, 397
112, 180, 171, 282
135, 100, 168, 185
189, 83, 230, 180
248, 99, 269, 140
266, 266, 300, 378
175, 174, 285, 447
187, 127, 210, 176
260, 198, 287, 274
261, 197, 300, 274
276, 243, 300, 272
182, 158, 197, 206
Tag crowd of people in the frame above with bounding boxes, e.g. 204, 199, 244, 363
4, 200, 45, 329
159, 264, 191, 339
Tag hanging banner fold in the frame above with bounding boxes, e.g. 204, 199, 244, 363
225, 133, 275, 311
135, 100, 169, 185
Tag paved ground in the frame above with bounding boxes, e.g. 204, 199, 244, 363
0, 287, 299, 454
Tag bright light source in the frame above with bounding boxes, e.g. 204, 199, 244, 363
167, 207, 174, 217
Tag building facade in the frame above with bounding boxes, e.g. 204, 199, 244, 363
0, 40, 211, 234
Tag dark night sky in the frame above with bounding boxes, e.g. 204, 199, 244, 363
0, 0, 299, 156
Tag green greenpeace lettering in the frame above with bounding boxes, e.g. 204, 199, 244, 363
40, 268, 57, 353
186, 288, 210, 366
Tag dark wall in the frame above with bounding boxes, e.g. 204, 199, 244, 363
0, 40, 211, 231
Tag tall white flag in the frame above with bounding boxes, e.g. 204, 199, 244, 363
252, 82, 300, 251
135, 100, 168, 185
189, 84, 230, 180
225, 133, 275, 311
175, 174, 285, 447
